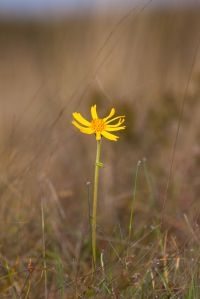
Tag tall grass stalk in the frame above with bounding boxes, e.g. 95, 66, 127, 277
142, 158, 155, 207
41, 198, 48, 299
128, 160, 141, 240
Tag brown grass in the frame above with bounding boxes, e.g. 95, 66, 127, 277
0, 6, 200, 297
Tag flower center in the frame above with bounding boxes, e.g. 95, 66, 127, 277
91, 119, 106, 132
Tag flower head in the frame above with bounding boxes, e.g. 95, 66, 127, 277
72, 104, 125, 141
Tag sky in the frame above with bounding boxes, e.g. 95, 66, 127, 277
0, 0, 199, 19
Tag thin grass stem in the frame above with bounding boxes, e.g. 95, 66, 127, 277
142, 158, 155, 207
41, 198, 48, 299
128, 160, 141, 241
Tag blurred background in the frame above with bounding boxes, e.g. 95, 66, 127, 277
1, 0, 200, 243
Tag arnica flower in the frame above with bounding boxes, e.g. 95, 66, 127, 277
72, 104, 125, 141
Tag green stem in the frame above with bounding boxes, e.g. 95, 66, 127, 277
92, 139, 101, 268
41, 198, 48, 299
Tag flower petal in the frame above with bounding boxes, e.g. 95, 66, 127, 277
72, 112, 91, 127
106, 118, 125, 127
105, 126, 126, 132
91, 105, 98, 119
106, 115, 125, 125
101, 130, 119, 141
103, 108, 115, 121
79, 128, 94, 134
72, 121, 94, 134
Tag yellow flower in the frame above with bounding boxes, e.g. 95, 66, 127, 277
72, 104, 125, 141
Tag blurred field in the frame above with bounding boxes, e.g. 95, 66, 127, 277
1, 6, 200, 297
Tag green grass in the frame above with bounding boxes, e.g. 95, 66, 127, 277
0, 152, 200, 299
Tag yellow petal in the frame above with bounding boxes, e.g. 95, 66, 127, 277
103, 108, 115, 121
101, 130, 119, 141
106, 126, 126, 132
106, 115, 125, 125
106, 119, 125, 127
91, 105, 98, 119
72, 120, 85, 130
72, 112, 91, 127
79, 128, 94, 134
72, 121, 94, 134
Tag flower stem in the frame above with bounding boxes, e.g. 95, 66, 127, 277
92, 139, 101, 269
